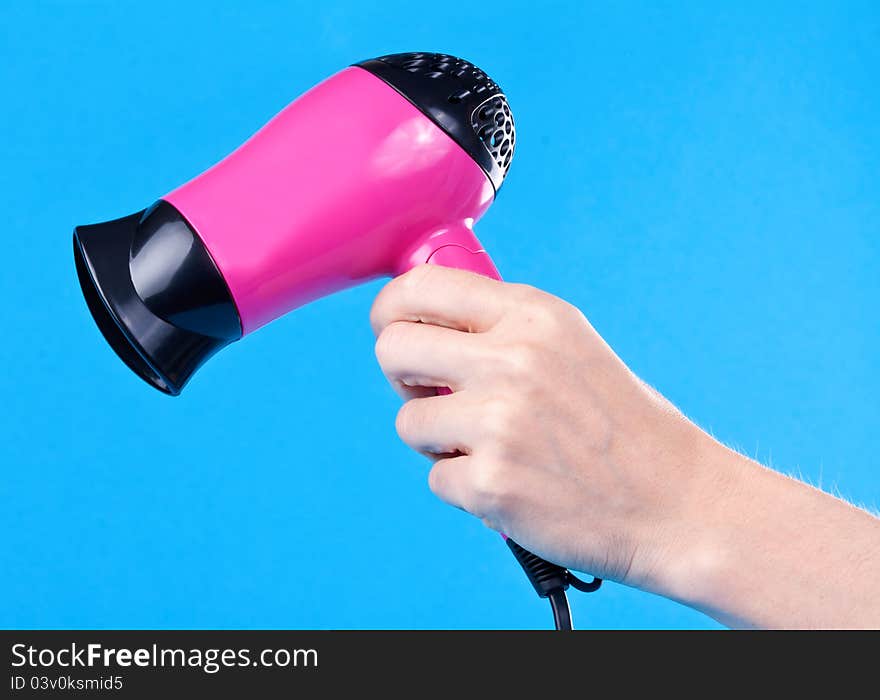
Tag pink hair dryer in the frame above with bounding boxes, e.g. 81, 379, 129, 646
73, 52, 599, 628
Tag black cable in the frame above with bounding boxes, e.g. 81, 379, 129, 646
548, 589, 573, 630
506, 538, 602, 630
567, 572, 602, 593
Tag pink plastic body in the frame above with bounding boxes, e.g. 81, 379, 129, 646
164, 66, 500, 335
166, 65, 505, 539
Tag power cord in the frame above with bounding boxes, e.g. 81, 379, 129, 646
506, 538, 602, 630
548, 589, 572, 631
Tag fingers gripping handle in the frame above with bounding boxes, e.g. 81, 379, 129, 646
397, 224, 601, 629
405, 225, 499, 391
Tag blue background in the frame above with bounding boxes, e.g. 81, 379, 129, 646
1, 1, 877, 629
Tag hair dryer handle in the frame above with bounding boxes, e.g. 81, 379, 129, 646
427, 244, 501, 281
398, 225, 601, 624
400, 224, 501, 282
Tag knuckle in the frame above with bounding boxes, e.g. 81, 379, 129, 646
509, 282, 542, 303
395, 400, 422, 440
511, 283, 552, 316
469, 460, 511, 516
368, 294, 386, 333
551, 298, 586, 329
370, 265, 440, 333
400, 263, 435, 293
501, 342, 541, 377
508, 284, 580, 334
374, 321, 408, 366
427, 465, 442, 496
427, 462, 450, 499
482, 398, 520, 442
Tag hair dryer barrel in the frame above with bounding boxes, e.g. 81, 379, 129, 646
164, 66, 496, 334
73, 53, 515, 395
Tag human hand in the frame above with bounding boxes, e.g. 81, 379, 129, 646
370, 265, 880, 628
370, 265, 736, 593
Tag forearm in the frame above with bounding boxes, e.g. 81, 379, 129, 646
660, 440, 880, 629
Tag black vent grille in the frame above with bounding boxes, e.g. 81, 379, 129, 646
377, 52, 500, 98
357, 52, 516, 192
471, 95, 515, 175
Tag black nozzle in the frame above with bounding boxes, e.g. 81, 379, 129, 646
356, 52, 516, 193
73, 201, 241, 395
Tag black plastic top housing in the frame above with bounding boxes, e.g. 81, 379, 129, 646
356, 52, 515, 193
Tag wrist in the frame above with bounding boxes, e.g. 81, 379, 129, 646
646, 434, 767, 620
650, 435, 880, 628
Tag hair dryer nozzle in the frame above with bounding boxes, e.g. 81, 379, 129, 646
73, 202, 241, 395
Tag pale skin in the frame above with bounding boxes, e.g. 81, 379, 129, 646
370, 265, 880, 629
